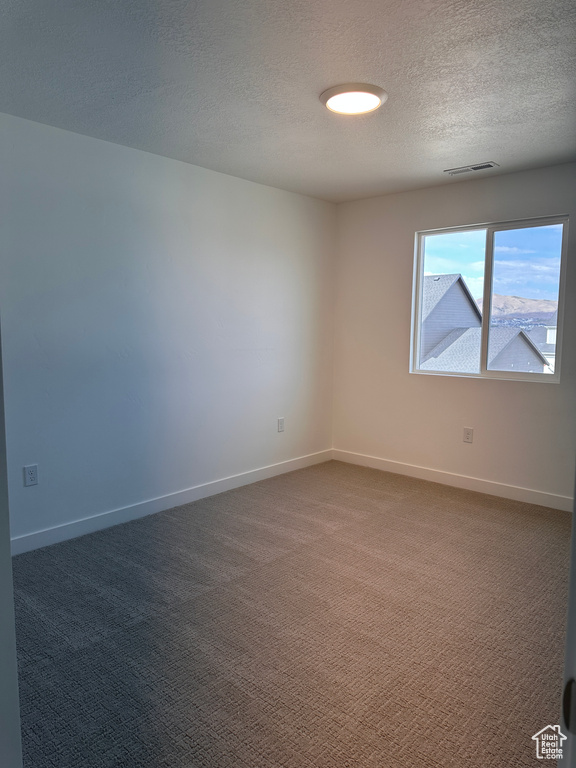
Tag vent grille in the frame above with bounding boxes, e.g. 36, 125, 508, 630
443, 161, 499, 176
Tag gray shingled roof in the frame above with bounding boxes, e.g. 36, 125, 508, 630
538, 343, 556, 355
420, 327, 481, 372
487, 327, 521, 359
421, 274, 460, 321
527, 327, 547, 343
421, 327, 549, 373
422, 273, 482, 323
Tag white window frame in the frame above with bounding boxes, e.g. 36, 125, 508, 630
410, 214, 569, 383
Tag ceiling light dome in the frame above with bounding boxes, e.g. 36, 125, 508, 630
320, 83, 387, 115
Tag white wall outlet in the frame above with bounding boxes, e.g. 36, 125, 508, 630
463, 428, 474, 444
24, 464, 38, 487
277, 417, 285, 433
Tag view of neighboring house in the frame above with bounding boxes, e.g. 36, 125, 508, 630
420, 274, 550, 374
527, 310, 558, 372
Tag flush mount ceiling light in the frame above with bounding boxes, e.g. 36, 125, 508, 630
320, 83, 387, 115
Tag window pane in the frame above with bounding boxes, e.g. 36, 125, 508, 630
488, 224, 563, 374
419, 229, 486, 373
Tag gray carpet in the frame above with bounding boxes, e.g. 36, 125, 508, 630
12, 461, 571, 767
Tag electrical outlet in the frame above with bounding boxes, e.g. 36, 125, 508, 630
24, 464, 38, 487
278, 417, 285, 433
463, 428, 474, 444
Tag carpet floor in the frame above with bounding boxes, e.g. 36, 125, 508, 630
12, 461, 572, 767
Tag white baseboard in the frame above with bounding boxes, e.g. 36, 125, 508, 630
332, 449, 574, 512
12, 447, 572, 555
11, 450, 333, 555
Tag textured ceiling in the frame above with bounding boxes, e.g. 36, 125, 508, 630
1, 0, 575, 202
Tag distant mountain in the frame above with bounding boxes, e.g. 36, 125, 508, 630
476, 294, 557, 320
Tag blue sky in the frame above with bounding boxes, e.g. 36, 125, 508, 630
423, 224, 563, 301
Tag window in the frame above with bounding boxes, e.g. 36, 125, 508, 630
411, 216, 568, 381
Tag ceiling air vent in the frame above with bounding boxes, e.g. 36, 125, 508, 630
443, 161, 499, 176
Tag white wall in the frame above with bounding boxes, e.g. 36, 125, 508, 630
3, 114, 574, 554
333, 164, 576, 510
1, 113, 336, 550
